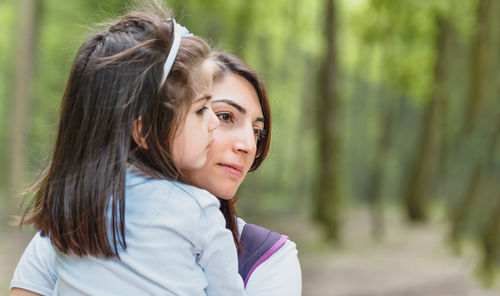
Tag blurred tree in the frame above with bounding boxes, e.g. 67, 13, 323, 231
6, 0, 43, 215
450, 0, 499, 253
314, 0, 342, 241
450, 164, 481, 251
462, 0, 494, 134
403, 12, 452, 222
479, 114, 500, 284
367, 105, 394, 240
476, 0, 500, 282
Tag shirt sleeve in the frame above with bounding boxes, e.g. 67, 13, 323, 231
244, 239, 302, 296
10, 232, 58, 296
194, 190, 246, 296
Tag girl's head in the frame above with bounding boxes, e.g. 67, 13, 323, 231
59, 11, 217, 179
23, 8, 218, 256
184, 52, 272, 200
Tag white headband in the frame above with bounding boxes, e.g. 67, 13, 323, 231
159, 19, 193, 87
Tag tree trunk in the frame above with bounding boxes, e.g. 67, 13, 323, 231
449, 164, 482, 253
294, 56, 318, 213
450, 104, 500, 255
450, 0, 499, 251
403, 13, 450, 222
479, 187, 500, 287
368, 106, 394, 240
462, 0, 493, 134
314, 0, 342, 241
6, 0, 42, 217
477, 114, 500, 282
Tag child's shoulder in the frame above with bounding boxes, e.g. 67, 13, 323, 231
169, 181, 220, 209
125, 170, 219, 210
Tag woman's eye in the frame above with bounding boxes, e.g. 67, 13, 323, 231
253, 128, 262, 140
196, 106, 208, 115
254, 128, 267, 142
217, 112, 233, 123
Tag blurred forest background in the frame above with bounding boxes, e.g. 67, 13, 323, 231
2, 0, 500, 295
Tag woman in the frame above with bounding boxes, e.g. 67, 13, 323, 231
10, 52, 302, 296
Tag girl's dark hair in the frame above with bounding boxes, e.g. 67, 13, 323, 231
213, 52, 272, 252
20, 9, 213, 257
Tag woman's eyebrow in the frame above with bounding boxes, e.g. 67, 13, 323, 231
213, 99, 264, 123
212, 99, 246, 114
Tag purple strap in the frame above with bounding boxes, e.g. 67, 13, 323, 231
238, 223, 288, 287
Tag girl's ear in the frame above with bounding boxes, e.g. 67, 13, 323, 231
132, 116, 148, 149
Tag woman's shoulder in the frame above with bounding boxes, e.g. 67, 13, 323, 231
236, 217, 299, 265
245, 237, 301, 295
236, 217, 301, 295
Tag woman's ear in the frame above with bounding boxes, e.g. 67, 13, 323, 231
132, 116, 148, 149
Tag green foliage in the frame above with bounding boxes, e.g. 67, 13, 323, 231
0, 1, 16, 185
24, 0, 126, 176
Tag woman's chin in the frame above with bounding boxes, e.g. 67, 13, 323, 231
186, 171, 242, 200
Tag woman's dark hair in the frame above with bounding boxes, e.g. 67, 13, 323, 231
20, 8, 213, 257
213, 52, 272, 252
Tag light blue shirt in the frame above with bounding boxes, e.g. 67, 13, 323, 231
11, 219, 301, 296
37, 171, 244, 295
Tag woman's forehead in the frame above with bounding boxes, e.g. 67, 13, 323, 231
212, 73, 263, 118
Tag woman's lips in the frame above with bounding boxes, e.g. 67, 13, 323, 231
219, 163, 243, 178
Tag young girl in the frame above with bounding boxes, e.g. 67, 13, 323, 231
17, 5, 245, 296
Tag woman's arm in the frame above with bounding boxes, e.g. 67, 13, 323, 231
10, 232, 57, 296
244, 240, 302, 296
10, 287, 43, 296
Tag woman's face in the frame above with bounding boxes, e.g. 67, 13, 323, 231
184, 73, 264, 199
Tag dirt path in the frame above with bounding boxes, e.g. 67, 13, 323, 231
265, 207, 500, 296
2, 207, 500, 295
